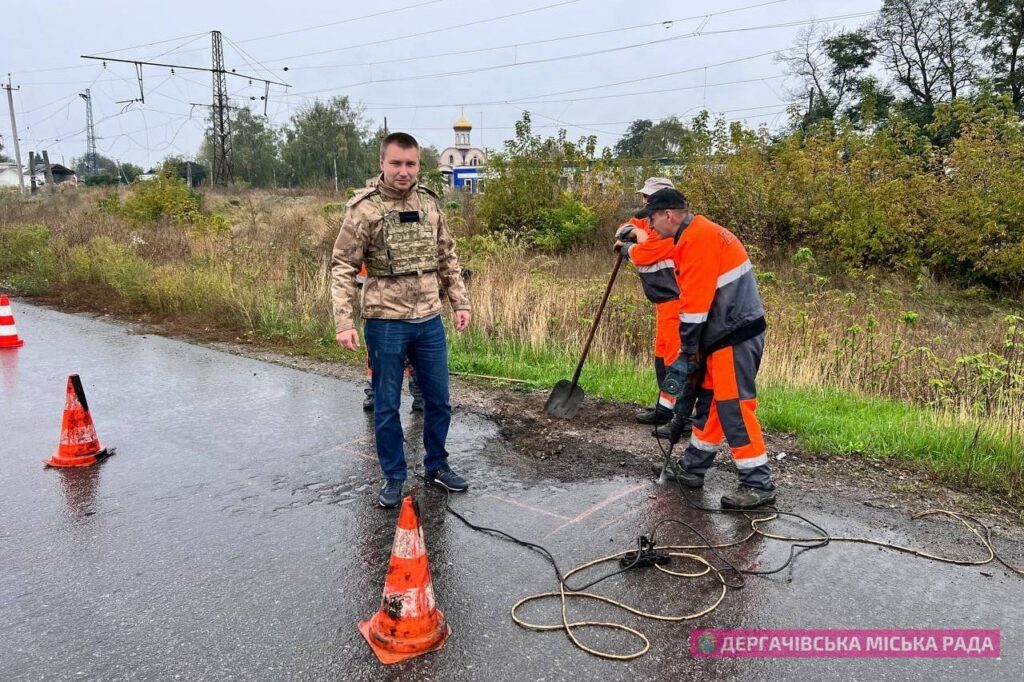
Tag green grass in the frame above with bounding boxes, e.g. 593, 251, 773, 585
1, 222, 1020, 504
447, 330, 1022, 503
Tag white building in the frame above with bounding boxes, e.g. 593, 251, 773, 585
438, 116, 486, 193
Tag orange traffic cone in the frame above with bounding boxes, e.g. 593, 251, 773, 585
0, 295, 25, 348
359, 495, 451, 664
44, 375, 114, 468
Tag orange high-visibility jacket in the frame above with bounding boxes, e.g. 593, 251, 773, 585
627, 214, 764, 356
624, 217, 680, 304
624, 217, 682, 361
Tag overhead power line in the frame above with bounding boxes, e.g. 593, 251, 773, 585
288, 10, 879, 97
280, 0, 793, 72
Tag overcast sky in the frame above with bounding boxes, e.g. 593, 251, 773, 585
3, 0, 882, 169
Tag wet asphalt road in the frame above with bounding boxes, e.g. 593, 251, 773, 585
1, 301, 1022, 681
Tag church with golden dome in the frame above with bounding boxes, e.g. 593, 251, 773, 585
438, 115, 487, 193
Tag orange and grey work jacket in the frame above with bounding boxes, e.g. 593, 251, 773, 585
622, 217, 680, 304
626, 214, 765, 356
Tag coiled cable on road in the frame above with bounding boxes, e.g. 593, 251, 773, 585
437, 436, 1023, 661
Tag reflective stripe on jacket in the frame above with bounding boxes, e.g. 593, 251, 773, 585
623, 217, 679, 304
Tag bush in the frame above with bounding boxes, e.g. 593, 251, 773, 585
477, 112, 605, 251
98, 172, 225, 232
0, 224, 55, 294
533, 197, 597, 252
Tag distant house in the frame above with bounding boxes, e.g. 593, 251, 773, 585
38, 164, 78, 187
0, 161, 78, 189
0, 162, 25, 188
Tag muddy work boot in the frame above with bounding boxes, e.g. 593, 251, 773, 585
650, 460, 704, 488
635, 405, 672, 425
721, 485, 777, 510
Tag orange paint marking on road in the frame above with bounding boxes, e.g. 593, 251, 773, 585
543, 483, 647, 539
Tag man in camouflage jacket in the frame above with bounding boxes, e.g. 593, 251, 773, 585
331, 132, 472, 508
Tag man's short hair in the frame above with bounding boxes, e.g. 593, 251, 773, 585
380, 132, 419, 159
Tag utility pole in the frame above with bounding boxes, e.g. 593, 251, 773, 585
3, 76, 25, 194
28, 151, 37, 193
79, 89, 97, 175
211, 30, 233, 187
80, 33, 289, 188
186, 160, 193, 188
383, 116, 388, 136
41, 150, 56, 193
333, 157, 339, 193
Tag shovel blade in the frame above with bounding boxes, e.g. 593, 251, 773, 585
544, 380, 585, 419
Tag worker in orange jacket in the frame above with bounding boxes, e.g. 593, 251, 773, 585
615, 177, 681, 431
617, 187, 775, 510
357, 263, 422, 412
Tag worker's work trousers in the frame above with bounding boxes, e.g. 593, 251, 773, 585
680, 334, 772, 489
653, 301, 682, 410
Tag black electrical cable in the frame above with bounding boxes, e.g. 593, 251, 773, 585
436, 482, 651, 593
652, 424, 832, 579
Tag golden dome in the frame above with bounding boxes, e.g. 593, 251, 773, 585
453, 116, 472, 129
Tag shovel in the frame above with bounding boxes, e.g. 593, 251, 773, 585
544, 252, 625, 419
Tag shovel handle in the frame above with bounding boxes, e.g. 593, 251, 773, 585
569, 251, 625, 388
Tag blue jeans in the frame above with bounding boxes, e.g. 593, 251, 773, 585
364, 316, 451, 481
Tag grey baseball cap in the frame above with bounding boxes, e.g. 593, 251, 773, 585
637, 177, 676, 195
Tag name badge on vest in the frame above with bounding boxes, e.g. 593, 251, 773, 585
398, 211, 420, 223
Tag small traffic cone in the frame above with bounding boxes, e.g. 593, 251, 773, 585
44, 375, 114, 468
0, 295, 25, 348
359, 495, 451, 664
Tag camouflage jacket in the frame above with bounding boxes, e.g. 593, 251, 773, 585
330, 175, 470, 332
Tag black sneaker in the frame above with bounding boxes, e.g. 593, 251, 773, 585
363, 394, 374, 412
721, 485, 776, 510
650, 461, 704, 488
411, 395, 424, 412
425, 465, 469, 492
635, 406, 672, 425
378, 478, 404, 508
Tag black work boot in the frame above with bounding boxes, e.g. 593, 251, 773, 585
650, 460, 704, 488
411, 395, 424, 412
653, 415, 692, 441
635, 405, 672, 425
363, 394, 374, 411
721, 485, 777, 510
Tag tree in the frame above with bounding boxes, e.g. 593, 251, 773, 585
613, 119, 653, 157
612, 117, 707, 159
281, 96, 373, 187
780, 25, 880, 128
160, 155, 209, 187
874, 0, 979, 117
120, 163, 143, 183
201, 108, 284, 187
420, 144, 440, 172
71, 152, 118, 178
975, 0, 1024, 113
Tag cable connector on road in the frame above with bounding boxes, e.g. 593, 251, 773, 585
619, 535, 671, 569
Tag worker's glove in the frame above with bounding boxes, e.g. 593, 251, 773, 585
666, 413, 691, 445
663, 354, 701, 399
614, 224, 637, 243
